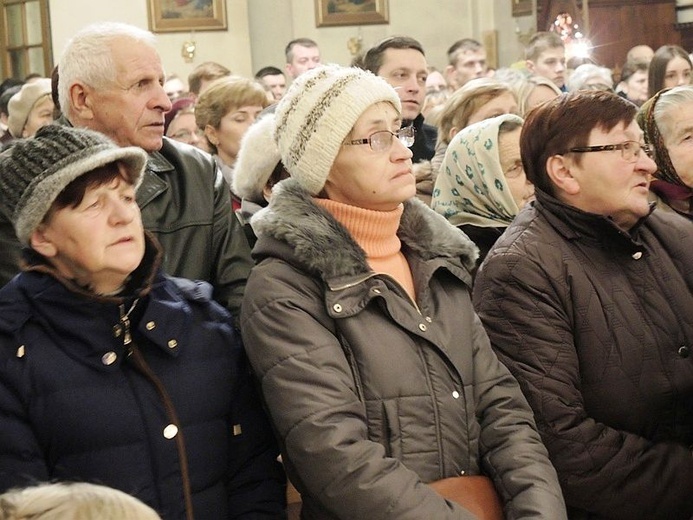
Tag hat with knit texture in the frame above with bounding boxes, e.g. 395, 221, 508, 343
0, 124, 147, 245
233, 113, 281, 203
273, 64, 401, 195
7, 78, 52, 138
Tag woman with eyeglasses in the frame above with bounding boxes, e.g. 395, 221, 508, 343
238, 64, 566, 519
164, 97, 205, 149
473, 90, 693, 519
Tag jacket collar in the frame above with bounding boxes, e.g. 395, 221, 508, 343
535, 189, 655, 252
251, 178, 478, 282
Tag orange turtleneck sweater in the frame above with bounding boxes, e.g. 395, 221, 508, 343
315, 198, 416, 302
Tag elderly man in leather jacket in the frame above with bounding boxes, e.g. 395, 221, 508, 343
0, 22, 253, 324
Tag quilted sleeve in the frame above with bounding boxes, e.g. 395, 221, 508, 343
473, 251, 693, 520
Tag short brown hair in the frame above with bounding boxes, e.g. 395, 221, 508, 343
436, 78, 514, 146
525, 31, 564, 62
521, 90, 636, 196
362, 36, 425, 75
447, 38, 482, 67
187, 61, 231, 96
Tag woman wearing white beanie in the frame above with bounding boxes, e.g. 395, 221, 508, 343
240, 64, 566, 519
7, 78, 54, 139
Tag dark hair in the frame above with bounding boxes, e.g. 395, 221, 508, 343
0, 86, 21, 117
0, 78, 24, 97
362, 36, 425, 75
619, 58, 649, 83
648, 45, 692, 98
284, 38, 319, 62
521, 90, 636, 196
49, 163, 123, 217
50, 64, 61, 114
255, 66, 284, 80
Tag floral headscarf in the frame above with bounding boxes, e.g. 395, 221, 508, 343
432, 113, 524, 228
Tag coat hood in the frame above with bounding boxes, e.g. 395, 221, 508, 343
251, 178, 479, 280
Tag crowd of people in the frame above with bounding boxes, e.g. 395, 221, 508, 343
0, 19, 691, 520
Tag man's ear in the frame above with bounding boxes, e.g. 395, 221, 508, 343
525, 60, 535, 74
69, 82, 95, 121
444, 65, 456, 87
447, 126, 459, 143
30, 225, 58, 258
546, 154, 581, 195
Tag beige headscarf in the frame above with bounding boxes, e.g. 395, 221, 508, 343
432, 113, 524, 228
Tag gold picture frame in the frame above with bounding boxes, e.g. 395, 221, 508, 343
315, 0, 389, 28
512, 0, 533, 17
147, 0, 227, 33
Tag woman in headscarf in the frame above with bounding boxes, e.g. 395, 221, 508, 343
432, 114, 535, 266
637, 85, 693, 220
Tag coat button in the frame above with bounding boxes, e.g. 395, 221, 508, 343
418, 323, 427, 332
632, 251, 643, 260
425, 316, 432, 323
146, 321, 156, 330
333, 304, 343, 313
101, 351, 117, 365
163, 424, 178, 439
16, 345, 25, 358
678, 345, 690, 358
167, 339, 178, 349
452, 390, 460, 399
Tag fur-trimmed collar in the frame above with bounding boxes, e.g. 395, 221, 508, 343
251, 178, 478, 280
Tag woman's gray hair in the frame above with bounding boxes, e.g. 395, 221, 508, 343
567, 63, 614, 92
58, 22, 157, 116
653, 84, 693, 138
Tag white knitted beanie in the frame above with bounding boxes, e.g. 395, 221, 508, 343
7, 78, 52, 138
274, 64, 401, 195
232, 113, 281, 203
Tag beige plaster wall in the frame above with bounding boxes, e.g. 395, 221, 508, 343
48, 0, 253, 81
48, 0, 535, 85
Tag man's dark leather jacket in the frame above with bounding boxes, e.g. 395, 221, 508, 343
0, 135, 253, 323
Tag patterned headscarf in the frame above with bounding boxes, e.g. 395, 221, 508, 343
432, 113, 524, 228
637, 88, 688, 188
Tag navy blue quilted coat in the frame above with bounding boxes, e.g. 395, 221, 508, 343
0, 241, 285, 519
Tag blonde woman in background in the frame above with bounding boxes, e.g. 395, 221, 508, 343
425, 78, 518, 202
0, 483, 161, 520
195, 76, 270, 209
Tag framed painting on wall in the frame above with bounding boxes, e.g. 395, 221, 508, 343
512, 0, 533, 17
147, 0, 227, 33
315, 0, 389, 28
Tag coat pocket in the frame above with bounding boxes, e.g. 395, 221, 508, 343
382, 399, 402, 460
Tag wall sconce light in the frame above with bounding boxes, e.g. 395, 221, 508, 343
347, 27, 363, 57
181, 32, 196, 63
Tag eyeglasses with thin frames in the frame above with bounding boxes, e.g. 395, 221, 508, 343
343, 126, 416, 153
566, 140, 653, 163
